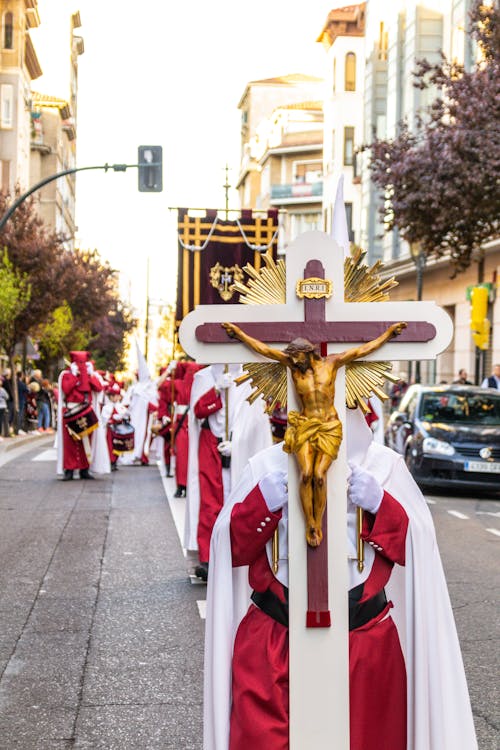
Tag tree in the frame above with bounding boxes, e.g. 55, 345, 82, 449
89, 299, 137, 372
0, 249, 31, 423
365, 0, 500, 276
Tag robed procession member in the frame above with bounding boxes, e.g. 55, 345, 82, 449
184, 363, 272, 581
121, 343, 160, 466
222, 321, 407, 547
101, 382, 133, 471
56, 351, 107, 480
203, 408, 478, 750
157, 360, 203, 495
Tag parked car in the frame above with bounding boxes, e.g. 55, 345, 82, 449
385, 384, 500, 491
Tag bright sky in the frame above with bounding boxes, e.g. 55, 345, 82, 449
31, 1, 330, 312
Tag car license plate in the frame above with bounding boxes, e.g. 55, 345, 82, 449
464, 461, 500, 473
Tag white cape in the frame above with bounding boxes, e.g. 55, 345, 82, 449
203, 409, 477, 750
183, 365, 272, 552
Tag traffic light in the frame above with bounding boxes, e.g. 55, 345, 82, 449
470, 285, 490, 350
138, 145, 162, 192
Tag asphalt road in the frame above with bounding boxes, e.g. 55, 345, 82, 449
0, 439, 498, 749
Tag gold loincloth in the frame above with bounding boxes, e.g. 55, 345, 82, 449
283, 411, 343, 459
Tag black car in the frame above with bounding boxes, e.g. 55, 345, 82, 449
385, 384, 500, 491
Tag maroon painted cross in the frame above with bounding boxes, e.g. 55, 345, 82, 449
179, 232, 453, 748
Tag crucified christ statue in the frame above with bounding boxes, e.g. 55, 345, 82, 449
222, 320, 407, 547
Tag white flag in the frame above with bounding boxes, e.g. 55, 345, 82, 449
331, 174, 350, 258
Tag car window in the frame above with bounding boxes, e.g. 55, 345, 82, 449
419, 392, 500, 424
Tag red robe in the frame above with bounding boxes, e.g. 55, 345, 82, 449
60, 371, 103, 471
229, 486, 408, 750
194, 386, 224, 563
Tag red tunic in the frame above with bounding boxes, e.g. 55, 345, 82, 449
60, 370, 103, 471
194, 386, 224, 563
229, 486, 408, 750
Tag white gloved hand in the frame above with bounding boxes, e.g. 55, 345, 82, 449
167, 360, 177, 375
70, 362, 79, 376
347, 462, 384, 514
86, 361, 94, 375
216, 372, 233, 390
217, 440, 232, 457
161, 415, 171, 426
258, 470, 288, 512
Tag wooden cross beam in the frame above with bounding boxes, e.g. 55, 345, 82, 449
179, 231, 453, 750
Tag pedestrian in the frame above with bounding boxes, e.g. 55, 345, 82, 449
204, 407, 478, 750
0, 379, 10, 438
388, 373, 408, 410
16, 372, 28, 433
29, 370, 51, 432
453, 369, 472, 385
184, 363, 272, 581
2, 369, 14, 432
481, 363, 500, 389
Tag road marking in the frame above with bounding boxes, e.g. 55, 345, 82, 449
477, 511, 500, 518
486, 528, 500, 538
447, 510, 470, 520
32, 447, 57, 461
197, 600, 207, 619
426, 498, 436, 505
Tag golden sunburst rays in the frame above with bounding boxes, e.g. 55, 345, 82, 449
231, 247, 399, 413
232, 250, 286, 305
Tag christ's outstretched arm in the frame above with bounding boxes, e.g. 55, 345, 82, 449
222, 322, 290, 366
333, 322, 407, 367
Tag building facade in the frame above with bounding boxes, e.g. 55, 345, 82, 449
318, 0, 499, 384
237, 74, 324, 251
0, 0, 42, 193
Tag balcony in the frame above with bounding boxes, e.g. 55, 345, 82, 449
270, 181, 323, 203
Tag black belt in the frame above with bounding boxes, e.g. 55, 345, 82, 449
251, 588, 289, 627
201, 418, 210, 429
251, 584, 387, 631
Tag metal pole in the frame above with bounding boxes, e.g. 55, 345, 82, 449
145, 257, 150, 361
0, 162, 140, 232
414, 253, 425, 384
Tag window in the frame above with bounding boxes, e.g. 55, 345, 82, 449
293, 161, 322, 184
0, 84, 14, 129
1, 160, 10, 193
344, 202, 354, 242
345, 52, 356, 91
3, 12, 13, 50
343, 127, 354, 166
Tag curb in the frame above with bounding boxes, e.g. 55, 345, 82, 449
0, 432, 53, 454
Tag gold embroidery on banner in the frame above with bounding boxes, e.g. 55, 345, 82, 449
209, 262, 244, 301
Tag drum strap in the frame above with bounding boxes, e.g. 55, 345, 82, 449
173, 406, 190, 441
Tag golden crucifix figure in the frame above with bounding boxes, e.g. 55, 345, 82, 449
222, 320, 407, 547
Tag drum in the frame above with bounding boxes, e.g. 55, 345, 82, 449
63, 402, 99, 440
110, 420, 135, 455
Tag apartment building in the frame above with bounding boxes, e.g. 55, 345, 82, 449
317, 0, 499, 383
0, 0, 42, 193
236, 74, 324, 251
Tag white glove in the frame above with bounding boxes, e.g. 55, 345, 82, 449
70, 362, 79, 376
86, 361, 94, 375
216, 372, 233, 390
258, 470, 288, 512
347, 462, 383, 514
167, 360, 177, 374
161, 415, 171, 426
217, 440, 232, 457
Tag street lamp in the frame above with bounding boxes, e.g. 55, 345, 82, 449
409, 241, 426, 383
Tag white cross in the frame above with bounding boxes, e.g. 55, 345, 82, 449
179, 230, 453, 750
